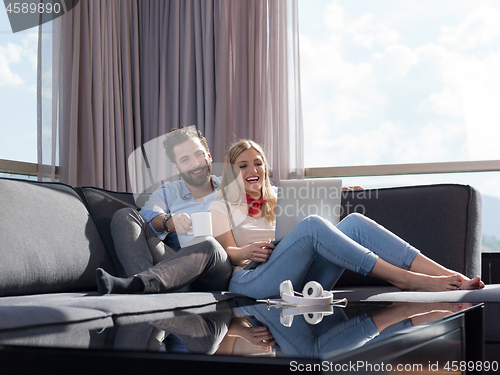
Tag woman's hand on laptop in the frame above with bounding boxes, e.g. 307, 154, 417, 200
242, 240, 274, 264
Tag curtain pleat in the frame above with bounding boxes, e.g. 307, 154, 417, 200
212, 0, 302, 181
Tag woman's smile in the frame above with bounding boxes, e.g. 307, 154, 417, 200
245, 176, 260, 183
233, 148, 266, 198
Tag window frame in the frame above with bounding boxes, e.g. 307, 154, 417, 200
305, 160, 500, 178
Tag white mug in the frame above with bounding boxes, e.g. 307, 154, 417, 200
189, 212, 213, 237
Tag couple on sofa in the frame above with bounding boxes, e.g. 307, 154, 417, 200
96, 127, 484, 298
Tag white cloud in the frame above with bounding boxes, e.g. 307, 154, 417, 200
0, 33, 38, 88
419, 27, 500, 159
306, 121, 395, 167
324, 2, 400, 49
439, 4, 500, 50
302, 1, 500, 168
427, 88, 463, 118
0, 43, 24, 87
347, 14, 400, 49
458, 52, 500, 159
372, 44, 419, 79
300, 33, 379, 123
21, 33, 38, 70
324, 2, 346, 33
331, 95, 367, 122
310, 121, 464, 167
393, 122, 466, 162
300, 3, 393, 124
416, 47, 500, 159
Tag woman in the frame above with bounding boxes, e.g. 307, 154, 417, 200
209, 140, 484, 300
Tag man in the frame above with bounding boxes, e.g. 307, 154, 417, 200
141, 126, 219, 249
96, 127, 232, 294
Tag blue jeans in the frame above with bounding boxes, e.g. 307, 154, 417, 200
236, 304, 380, 358
229, 213, 419, 299
235, 304, 414, 358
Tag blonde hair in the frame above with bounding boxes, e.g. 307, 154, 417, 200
216, 140, 277, 225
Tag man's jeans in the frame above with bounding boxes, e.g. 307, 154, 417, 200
229, 213, 419, 299
111, 208, 232, 293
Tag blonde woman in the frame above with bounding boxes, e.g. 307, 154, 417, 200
208, 140, 484, 300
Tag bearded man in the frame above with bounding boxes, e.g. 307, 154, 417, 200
97, 127, 232, 294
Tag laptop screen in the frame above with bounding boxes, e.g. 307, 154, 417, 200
274, 178, 342, 242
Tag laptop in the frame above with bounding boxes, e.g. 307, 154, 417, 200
245, 178, 343, 270
274, 178, 343, 243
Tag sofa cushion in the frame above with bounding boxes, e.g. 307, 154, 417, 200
333, 284, 500, 303
0, 292, 235, 325
77, 187, 139, 277
0, 305, 112, 332
336, 184, 482, 287
0, 178, 110, 296
78, 187, 180, 277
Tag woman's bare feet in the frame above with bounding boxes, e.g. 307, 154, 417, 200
399, 272, 462, 292
408, 254, 485, 290
459, 275, 485, 290
369, 258, 484, 292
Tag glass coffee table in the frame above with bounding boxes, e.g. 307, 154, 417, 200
0, 298, 485, 374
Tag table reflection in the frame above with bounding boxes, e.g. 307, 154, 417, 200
236, 302, 472, 358
108, 301, 473, 359
0, 301, 473, 360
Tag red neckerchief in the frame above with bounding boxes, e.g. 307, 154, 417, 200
245, 194, 267, 217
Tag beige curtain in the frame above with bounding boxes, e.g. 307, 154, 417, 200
213, 0, 303, 181
39, 0, 143, 190
38, 0, 303, 190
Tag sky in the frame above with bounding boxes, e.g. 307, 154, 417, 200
298, 0, 500, 202
0, 7, 38, 163
299, 0, 500, 166
1, 0, 500, 202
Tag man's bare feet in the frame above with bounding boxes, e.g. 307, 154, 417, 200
398, 272, 462, 292
459, 275, 485, 290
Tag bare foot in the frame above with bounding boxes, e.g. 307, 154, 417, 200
419, 302, 465, 314
459, 275, 485, 290
399, 273, 462, 292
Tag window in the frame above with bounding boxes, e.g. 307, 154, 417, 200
299, 0, 500, 252
0, 8, 38, 179
0, 7, 38, 177
300, 0, 500, 167
341, 172, 500, 254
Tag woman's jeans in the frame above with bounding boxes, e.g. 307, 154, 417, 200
229, 213, 420, 299
235, 304, 413, 358
237, 304, 379, 358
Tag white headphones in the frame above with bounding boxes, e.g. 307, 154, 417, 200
280, 304, 334, 327
279, 280, 333, 306
255, 280, 346, 327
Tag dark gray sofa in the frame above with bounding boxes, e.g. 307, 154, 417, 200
0, 177, 498, 351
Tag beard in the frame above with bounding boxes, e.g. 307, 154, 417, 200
179, 162, 212, 187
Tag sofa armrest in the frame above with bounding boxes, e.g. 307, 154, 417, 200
0, 178, 111, 296
336, 184, 482, 287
